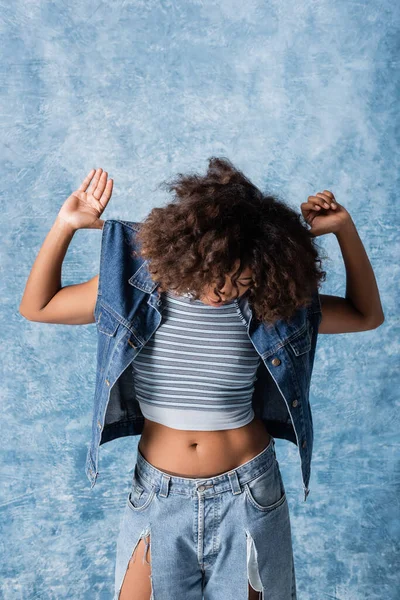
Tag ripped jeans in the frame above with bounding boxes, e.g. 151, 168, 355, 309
114, 436, 297, 599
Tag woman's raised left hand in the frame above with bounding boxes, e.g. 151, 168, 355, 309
300, 190, 353, 236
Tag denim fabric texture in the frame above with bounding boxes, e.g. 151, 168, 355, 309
114, 437, 296, 599
86, 219, 322, 501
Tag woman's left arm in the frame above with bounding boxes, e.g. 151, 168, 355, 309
301, 190, 385, 334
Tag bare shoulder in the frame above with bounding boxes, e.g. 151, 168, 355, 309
318, 294, 384, 334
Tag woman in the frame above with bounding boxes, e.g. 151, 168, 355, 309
19, 158, 384, 600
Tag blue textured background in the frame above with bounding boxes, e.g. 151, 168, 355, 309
1, 1, 398, 598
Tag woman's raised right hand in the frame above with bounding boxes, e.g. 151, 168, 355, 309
57, 168, 113, 231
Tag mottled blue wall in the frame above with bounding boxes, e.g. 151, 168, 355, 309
1, 1, 398, 598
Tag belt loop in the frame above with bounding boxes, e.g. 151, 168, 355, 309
227, 470, 241, 495
159, 473, 170, 498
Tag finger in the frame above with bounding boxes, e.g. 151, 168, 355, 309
307, 196, 328, 211
323, 190, 337, 208
301, 201, 318, 213
317, 191, 337, 209
87, 168, 103, 194
97, 178, 113, 209
92, 171, 109, 200
78, 169, 96, 192
315, 193, 334, 209
311, 194, 336, 210
301, 203, 322, 220
301, 207, 317, 224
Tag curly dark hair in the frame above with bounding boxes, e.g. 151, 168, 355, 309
135, 157, 326, 325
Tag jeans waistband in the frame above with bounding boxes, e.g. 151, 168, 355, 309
135, 436, 276, 497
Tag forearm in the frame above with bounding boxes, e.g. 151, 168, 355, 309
19, 215, 77, 317
335, 219, 384, 326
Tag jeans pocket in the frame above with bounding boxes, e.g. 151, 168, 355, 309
127, 472, 156, 513
244, 459, 287, 512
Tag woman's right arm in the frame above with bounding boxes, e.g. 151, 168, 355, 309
19, 168, 113, 325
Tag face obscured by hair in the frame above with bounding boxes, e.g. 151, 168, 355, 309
200, 259, 254, 306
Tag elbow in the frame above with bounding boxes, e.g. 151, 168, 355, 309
19, 306, 32, 320
19, 297, 29, 319
364, 313, 385, 330
19, 305, 37, 321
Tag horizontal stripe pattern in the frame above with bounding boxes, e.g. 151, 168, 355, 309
131, 290, 261, 430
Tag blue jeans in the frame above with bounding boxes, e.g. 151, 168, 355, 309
114, 436, 297, 599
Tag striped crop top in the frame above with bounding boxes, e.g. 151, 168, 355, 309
131, 289, 261, 431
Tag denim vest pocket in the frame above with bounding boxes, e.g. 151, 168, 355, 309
244, 459, 287, 512
127, 479, 156, 513
96, 304, 120, 337
287, 323, 312, 356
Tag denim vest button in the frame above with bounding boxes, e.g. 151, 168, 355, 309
271, 357, 281, 366
97, 420, 102, 429
105, 378, 110, 386
302, 440, 307, 448
292, 399, 298, 407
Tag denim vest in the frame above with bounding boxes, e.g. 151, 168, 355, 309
86, 219, 322, 502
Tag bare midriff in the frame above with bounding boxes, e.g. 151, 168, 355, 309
138, 416, 272, 478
